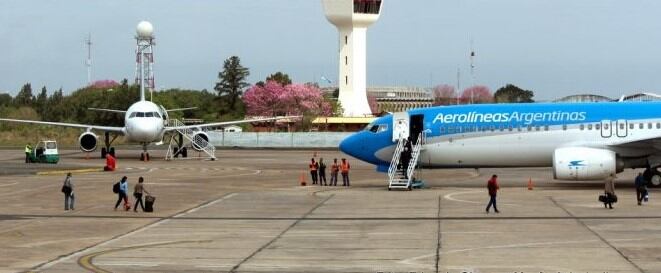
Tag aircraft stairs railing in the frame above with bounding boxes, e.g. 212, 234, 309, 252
388, 132, 425, 190
165, 118, 216, 161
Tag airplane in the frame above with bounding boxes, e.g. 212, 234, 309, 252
0, 86, 295, 161
339, 101, 661, 187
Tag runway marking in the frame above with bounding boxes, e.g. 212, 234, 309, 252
0, 182, 18, 187
434, 195, 441, 273
443, 190, 520, 206
228, 194, 335, 273
29, 192, 236, 272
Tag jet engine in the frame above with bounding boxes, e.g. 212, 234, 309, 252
191, 131, 210, 151
79, 132, 98, 152
553, 147, 623, 180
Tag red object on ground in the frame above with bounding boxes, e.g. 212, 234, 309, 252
104, 154, 116, 171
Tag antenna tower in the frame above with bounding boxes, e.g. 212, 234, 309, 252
86, 33, 92, 85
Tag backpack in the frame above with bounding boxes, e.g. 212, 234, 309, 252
112, 182, 120, 194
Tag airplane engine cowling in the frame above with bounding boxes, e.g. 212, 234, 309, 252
79, 132, 98, 152
192, 131, 210, 151
553, 147, 623, 180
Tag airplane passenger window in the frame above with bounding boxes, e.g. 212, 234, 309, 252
562, 124, 567, 130
629, 124, 634, 130
535, 126, 540, 131
580, 124, 584, 130
498, 125, 504, 131
649, 123, 653, 129
587, 124, 593, 130
490, 126, 495, 132
508, 125, 513, 131
544, 125, 549, 131
527, 125, 532, 131
596, 124, 601, 130
440, 127, 445, 134
136, 112, 145, 117
639, 123, 644, 129
657, 123, 661, 129
621, 124, 625, 130
517, 125, 522, 132
448, 126, 455, 133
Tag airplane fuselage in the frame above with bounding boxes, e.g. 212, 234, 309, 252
123, 101, 166, 143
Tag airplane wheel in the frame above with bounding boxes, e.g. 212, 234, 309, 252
101, 148, 107, 159
109, 147, 115, 157
173, 147, 180, 158
408, 185, 412, 191
388, 187, 391, 191
145, 153, 150, 161
650, 174, 661, 188
140, 153, 145, 161
182, 147, 188, 158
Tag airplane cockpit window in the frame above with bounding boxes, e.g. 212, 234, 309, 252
153, 112, 161, 119
136, 112, 145, 118
145, 112, 154, 117
369, 125, 379, 133
129, 112, 137, 118
368, 124, 388, 133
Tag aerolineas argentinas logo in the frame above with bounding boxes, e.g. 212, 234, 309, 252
432, 111, 587, 125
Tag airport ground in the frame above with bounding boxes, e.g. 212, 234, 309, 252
1, 149, 661, 273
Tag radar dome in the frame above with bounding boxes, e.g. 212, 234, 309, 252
136, 21, 154, 38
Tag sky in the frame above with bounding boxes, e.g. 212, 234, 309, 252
2, 0, 661, 100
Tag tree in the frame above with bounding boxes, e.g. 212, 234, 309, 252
432, 84, 456, 106
266, 72, 292, 86
244, 81, 332, 117
214, 56, 250, 113
494, 84, 534, 103
460, 85, 493, 104
14, 83, 34, 106
0, 93, 11, 107
35, 86, 48, 117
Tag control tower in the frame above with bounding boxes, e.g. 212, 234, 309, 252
322, 0, 383, 117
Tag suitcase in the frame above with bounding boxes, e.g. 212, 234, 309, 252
598, 195, 607, 203
144, 195, 155, 212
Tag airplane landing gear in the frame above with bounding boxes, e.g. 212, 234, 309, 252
101, 132, 118, 158
644, 167, 661, 188
140, 144, 150, 162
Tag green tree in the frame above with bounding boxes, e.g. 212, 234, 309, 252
214, 56, 250, 114
494, 84, 535, 103
14, 83, 34, 106
0, 93, 11, 107
35, 86, 48, 117
266, 72, 292, 86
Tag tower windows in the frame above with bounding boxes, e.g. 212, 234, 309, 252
345, 36, 348, 45
345, 56, 348, 65
345, 76, 348, 85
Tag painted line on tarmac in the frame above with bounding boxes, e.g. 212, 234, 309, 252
29, 192, 236, 272
443, 190, 520, 206
36, 168, 103, 176
0, 182, 18, 187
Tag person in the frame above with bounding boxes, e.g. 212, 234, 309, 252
309, 158, 319, 185
330, 158, 339, 186
486, 174, 500, 213
62, 173, 74, 210
400, 146, 411, 179
114, 176, 129, 211
133, 177, 150, 212
25, 144, 32, 163
104, 154, 116, 172
341, 158, 351, 186
318, 158, 327, 186
635, 172, 647, 206
604, 174, 616, 209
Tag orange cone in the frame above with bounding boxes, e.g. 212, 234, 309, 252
528, 177, 533, 190
300, 171, 307, 186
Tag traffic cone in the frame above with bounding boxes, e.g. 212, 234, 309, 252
528, 177, 533, 190
300, 171, 307, 186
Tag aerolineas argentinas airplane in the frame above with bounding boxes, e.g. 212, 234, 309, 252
340, 101, 661, 186
0, 97, 293, 160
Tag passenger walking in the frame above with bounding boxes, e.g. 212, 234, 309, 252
330, 158, 339, 186
114, 176, 129, 211
133, 177, 150, 212
25, 144, 32, 163
486, 174, 500, 213
61, 173, 74, 210
400, 146, 411, 179
635, 172, 647, 206
604, 174, 616, 209
341, 158, 351, 186
318, 158, 327, 186
309, 158, 319, 185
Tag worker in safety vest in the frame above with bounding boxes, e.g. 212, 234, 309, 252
309, 158, 319, 185
340, 158, 351, 186
330, 158, 340, 186
25, 144, 32, 163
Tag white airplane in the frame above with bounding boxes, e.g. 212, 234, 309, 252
0, 88, 294, 160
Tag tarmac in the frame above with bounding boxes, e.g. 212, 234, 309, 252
1, 148, 661, 273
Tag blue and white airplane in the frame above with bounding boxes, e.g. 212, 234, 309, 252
339, 102, 661, 185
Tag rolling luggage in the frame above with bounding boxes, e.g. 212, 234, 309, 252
144, 195, 155, 212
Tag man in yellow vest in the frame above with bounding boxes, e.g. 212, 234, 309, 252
25, 144, 32, 163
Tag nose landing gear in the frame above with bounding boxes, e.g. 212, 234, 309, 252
140, 143, 150, 162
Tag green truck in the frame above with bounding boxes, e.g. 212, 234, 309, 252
29, 140, 59, 164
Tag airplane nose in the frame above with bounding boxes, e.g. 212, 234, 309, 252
339, 133, 363, 160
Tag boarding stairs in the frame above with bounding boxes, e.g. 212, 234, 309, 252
165, 118, 216, 161
388, 132, 424, 190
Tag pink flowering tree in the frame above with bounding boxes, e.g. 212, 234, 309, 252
432, 84, 456, 105
243, 81, 332, 117
90, 80, 119, 89
460, 85, 493, 104
243, 81, 287, 116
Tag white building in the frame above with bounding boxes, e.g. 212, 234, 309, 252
322, 0, 382, 117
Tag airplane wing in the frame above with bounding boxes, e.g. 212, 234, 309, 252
166, 107, 197, 112
88, 108, 127, 114
0, 118, 125, 133
165, 116, 300, 131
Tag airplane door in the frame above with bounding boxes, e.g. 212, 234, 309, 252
600, 120, 612, 138
392, 112, 410, 142
616, 119, 628, 137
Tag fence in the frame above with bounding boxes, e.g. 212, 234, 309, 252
207, 132, 352, 148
